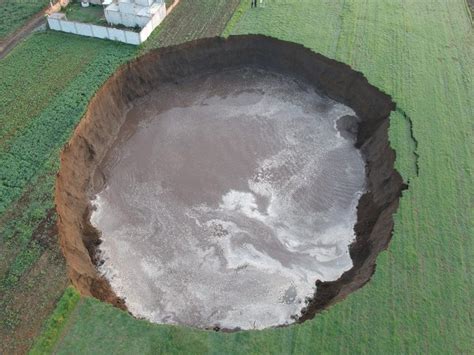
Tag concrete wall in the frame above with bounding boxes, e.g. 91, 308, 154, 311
48, 0, 167, 45
135, 0, 154, 6
140, 3, 166, 41
104, 2, 166, 28
47, 15, 167, 45
105, 1, 166, 28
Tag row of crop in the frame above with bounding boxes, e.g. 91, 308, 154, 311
0, 32, 134, 352
0, 32, 135, 216
0, 32, 134, 338
143, 0, 242, 50
0, 33, 121, 153
29, 287, 81, 354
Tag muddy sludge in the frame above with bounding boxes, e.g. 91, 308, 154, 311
55, 35, 405, 330
90, 67, 365, 329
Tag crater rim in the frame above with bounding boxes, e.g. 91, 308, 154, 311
55, 34, 406, 331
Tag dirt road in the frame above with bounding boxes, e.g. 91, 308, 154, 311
0, 11, 46, 60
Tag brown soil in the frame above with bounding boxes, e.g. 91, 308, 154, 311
55, 35, 405, 325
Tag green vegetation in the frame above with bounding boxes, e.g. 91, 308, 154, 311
0, 0, 472, 353
0, 31, 135, 353
0, 0, 49, 40
29, 287, 81, 355
62, 2, 106, 25
142, 0, 242, 49
222, 0, 248, 38
0, 32, 134, 215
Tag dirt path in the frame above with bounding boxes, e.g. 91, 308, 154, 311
0, 11, 46, 60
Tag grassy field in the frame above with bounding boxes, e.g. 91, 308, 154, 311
1, 0, 472, 353
29, 287, 81, 355
0, 0, 49, 40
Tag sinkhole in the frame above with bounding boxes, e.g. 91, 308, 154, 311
55, 35, 405, 331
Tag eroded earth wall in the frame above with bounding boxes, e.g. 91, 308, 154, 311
55, 35, 405, 321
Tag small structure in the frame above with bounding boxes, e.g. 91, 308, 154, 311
105, 0, 165, 29
47, 0, 167, 45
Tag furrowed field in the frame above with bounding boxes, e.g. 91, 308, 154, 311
1, 0, 473, 353
143, 0, 242, 49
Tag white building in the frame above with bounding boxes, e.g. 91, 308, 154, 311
47, 0, 168, 45
105, 0, 166, 29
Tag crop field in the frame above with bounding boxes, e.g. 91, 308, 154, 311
0, 0, 49, 40
0, 32, 135, 353
1, 0, 473, 353
143, 0, 242, 49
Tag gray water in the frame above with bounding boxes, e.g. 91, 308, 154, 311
90, 68, 366, 330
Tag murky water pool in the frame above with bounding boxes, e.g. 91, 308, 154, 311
90, 67, 366, 330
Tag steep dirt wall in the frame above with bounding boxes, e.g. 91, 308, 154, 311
55, 35, 405, 323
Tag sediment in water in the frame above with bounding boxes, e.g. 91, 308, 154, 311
55, 35, 405, 325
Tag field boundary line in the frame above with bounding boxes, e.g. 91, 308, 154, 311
166, 0, 181, 15
29, 287, 82, 354
222, 0, 250, 37
0, 10, 46, 60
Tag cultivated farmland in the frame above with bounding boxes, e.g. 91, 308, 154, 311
0, 0, 49, 40
1, 0, 473, 353
143, 0, 242, 49
0, 32, 135, 353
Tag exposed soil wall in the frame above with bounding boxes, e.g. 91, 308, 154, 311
55, 35, 405, 323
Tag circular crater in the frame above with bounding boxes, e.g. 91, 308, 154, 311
91, 67, 365, 329
55, 35, 405, 331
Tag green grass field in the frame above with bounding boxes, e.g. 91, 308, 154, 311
0, 0, 472, 353
0, 0, 49, 40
